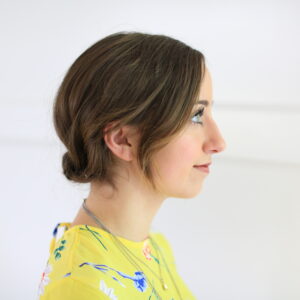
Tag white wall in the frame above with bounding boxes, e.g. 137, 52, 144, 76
0, 1, 299, 299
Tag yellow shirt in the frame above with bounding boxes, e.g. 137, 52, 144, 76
37, 222, 197, 300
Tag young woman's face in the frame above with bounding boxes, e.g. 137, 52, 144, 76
151, 68, 227, 198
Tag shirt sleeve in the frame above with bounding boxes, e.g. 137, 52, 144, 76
39, 276, 113, 300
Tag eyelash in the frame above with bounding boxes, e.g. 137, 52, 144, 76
191, 107, 205, 126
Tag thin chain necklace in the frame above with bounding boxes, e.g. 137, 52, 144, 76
81, 198, 183, 300
82, 198, 162, 298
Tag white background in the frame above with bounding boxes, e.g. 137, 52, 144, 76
0, 0, 299, 299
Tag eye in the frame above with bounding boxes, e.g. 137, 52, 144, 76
191, 107, 205, 126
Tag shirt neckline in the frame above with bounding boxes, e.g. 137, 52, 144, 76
65, 223, 155, 248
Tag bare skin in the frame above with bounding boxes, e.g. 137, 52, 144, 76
70, 67, 226, 242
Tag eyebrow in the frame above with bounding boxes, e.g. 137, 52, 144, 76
195, 100, 214, 106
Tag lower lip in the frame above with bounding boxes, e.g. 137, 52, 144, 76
193, 166, 210, 173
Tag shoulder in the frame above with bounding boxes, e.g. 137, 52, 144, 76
46, 224, 113, 280
39, 224, 115, 298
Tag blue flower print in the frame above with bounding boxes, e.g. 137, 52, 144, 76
79, 262, 148, 292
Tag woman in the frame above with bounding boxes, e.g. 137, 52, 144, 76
38, 31, 226, 300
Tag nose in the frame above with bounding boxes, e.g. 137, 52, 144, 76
203, 119, 227, 154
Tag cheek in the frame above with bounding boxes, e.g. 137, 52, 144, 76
154, 137, 197, 177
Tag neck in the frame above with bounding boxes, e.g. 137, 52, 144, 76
71, 176, 166, 243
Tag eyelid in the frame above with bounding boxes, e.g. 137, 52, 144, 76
193, 107, 205, 115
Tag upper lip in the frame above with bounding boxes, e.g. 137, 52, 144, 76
194, 162, 211, 167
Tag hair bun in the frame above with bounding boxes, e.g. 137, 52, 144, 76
62, 151, 77, 180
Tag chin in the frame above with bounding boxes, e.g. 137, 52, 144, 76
175, 186, 204, 199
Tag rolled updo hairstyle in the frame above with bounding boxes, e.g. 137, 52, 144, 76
53, 31, 206, 193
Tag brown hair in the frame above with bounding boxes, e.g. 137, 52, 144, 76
53, 31, 206, 193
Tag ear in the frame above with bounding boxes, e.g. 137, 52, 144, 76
103, 122, 140, 162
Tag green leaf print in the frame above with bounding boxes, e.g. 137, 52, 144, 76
54, 239, 67, 260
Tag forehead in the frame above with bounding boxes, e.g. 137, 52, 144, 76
198, 68, 213, 105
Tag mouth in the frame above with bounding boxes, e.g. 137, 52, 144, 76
193, 162, 211, 173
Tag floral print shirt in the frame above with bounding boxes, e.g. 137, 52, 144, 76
37, 222, 197, 299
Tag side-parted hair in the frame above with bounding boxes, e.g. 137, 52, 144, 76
53, 31, 206, 193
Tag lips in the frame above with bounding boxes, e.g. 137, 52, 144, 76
194, 162, 211, 167
193, 162, 211, 174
